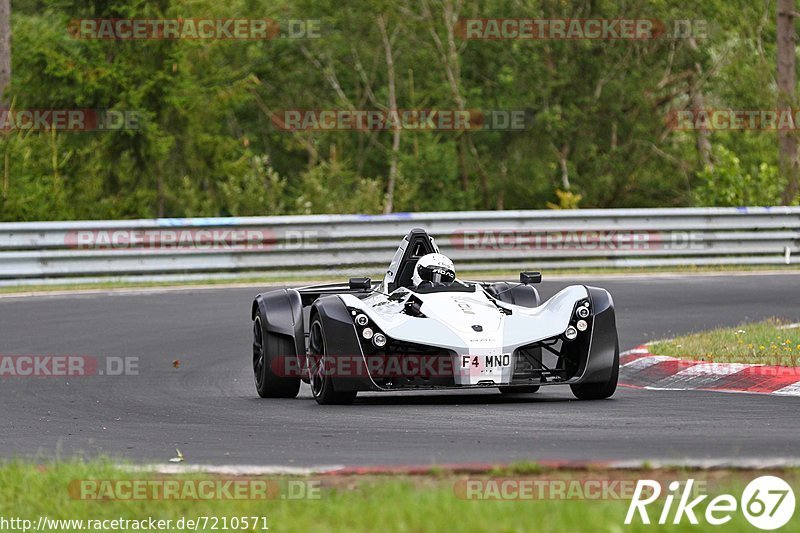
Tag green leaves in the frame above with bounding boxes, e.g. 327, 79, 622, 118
694, 144, 783, 206
1, 0, 797, 221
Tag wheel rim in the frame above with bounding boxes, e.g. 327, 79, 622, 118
307, 320, 327, 398
253, 316, 265, 389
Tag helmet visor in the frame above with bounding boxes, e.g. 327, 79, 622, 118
419, 266, 455, 283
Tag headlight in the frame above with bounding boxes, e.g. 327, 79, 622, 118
362, 327, 374, 340
355, 314, 369, 326
564, 326, 578, 340
372, 333, 387, 347
577, 306, 590, 318
576, 319, 588, 332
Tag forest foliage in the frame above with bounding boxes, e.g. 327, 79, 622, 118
1, 0, 798, 221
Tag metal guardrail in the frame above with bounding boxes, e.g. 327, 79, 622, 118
0, 207, 798, 284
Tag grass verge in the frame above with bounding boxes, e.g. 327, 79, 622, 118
1, 461, 799, 532
1, 264, 799, 295
648, 318, 800, 365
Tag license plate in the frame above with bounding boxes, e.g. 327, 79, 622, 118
461, 354, 511, 368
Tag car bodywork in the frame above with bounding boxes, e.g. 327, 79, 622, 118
251, 228, 619, 404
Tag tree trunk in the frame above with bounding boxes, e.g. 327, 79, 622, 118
777, 0, 798, 204
378, 16, 400, 214
692, 96, 712, 170
3, 137, 9, 200
558, 143, 571, 190
690, 64, 712, 171
155, 157, 165, 217
0, 0, 10, 106
495, 163, 507, 210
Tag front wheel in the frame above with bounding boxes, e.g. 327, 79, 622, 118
253, 312, 301, 398
570, 345, 618, 400
307, 317, 357, 405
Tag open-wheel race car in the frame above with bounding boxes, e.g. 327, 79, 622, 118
251, 228, 619, 404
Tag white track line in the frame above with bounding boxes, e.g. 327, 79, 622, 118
123, 464, 346, 476
119, 458, 800, 475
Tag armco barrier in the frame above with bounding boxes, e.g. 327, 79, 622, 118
0, 207, 798, 284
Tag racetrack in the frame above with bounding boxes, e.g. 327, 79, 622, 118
1, 273, 799, 466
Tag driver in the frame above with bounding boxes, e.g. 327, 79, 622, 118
412, 253, 457, 288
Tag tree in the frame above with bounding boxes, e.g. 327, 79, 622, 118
377, 14, 401, 214
0, 0, 9, 105
0, 0, 9, 200
1, 0, 795, 221
777, 0, 798, 204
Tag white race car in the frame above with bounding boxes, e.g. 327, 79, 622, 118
251, 229, 619, 404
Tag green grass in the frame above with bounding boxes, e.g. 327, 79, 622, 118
0, 276, 327, 295
1, 461, 799, 532
649, 318, 800, 365
487, 460, 544, 476
1, 264, 798, 295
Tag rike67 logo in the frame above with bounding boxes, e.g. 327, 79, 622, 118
626, 476, 795, 530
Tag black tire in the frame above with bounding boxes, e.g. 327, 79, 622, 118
499, 385, 540, 394
253, 312, 301, 398
307, 317, 357, 405
570, 345, 619, 400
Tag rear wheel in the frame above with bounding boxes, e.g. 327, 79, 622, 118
499, 385, 540, 394
570, 345, 618, 400
253, 312, 301, 398
307, 317, 357, 405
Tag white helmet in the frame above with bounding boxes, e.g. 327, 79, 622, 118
412, 253, 456, 286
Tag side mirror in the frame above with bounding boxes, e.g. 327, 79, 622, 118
349, 277, 372, 291
520, 271, 542, 285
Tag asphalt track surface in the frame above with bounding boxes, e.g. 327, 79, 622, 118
1, 273, 799, 466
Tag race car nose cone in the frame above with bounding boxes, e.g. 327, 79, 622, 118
472, 324, 483, 332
